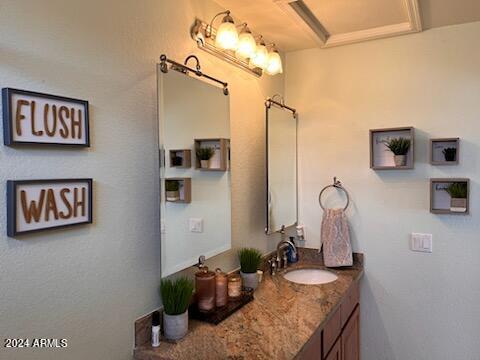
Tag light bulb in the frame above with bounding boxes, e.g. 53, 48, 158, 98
235, 28, 256, 59
266, 50, 283, 75
215, 18, 238, 50
251, 43, 268, 69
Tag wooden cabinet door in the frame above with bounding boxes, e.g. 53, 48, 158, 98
297, 327, 321, 360
341, 305, 360, 360
325, 337, 341, 360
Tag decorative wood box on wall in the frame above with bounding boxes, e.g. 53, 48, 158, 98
2, 88, 90, 146
194, 138, 230, 171
430, 138, 459, 165
430, 178, 470, 215
169, 149, 191, 168
369, 127, 414, 170
165, 178, 191, 204
6, 179, 93, 236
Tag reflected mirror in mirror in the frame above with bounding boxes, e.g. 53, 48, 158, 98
158, 65, 231, 277
266, 98, 297, 234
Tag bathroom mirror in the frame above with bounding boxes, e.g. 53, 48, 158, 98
265, 97, 297, 234
158, 60, 231, 277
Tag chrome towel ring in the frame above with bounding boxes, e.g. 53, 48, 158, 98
319, 177, 350, 211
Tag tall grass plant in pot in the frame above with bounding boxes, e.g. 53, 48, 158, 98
383, 137, 411, 166
165, 180, 180, 201
160, 277, 194, 340
196, 147, 215, 169
445, 182, 467, 212
238, 248, 262, 290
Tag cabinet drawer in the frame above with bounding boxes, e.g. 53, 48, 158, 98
322, 305, 341, 358
340, 282, 359, 328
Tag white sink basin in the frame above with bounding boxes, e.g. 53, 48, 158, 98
283, 269, 338, 285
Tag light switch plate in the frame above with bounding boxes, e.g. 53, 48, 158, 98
411, 233, 433, 253
189, 218, 203, 233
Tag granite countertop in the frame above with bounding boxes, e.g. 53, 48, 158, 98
134, 249, 364, 360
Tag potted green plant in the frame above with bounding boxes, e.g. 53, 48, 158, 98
160, 277, 194, 341
171, 155, 183, 166
238, 248, 262, 290
165, 180, 180, 201
442, 147, 457, 162
383, 137, 411, 166
196, 147, 215, 169
445, 182, 468, 212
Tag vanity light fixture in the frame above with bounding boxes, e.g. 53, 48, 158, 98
191, 10, 282, 77
266, 46, 283, 75
213, 11, 238, 50
235, 24, 257, 60
251, 36, 269, 70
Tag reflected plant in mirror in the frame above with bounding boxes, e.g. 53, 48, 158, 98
165, 180, 180, 202
196, 147, 215, 169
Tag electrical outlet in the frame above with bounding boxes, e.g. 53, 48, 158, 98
411, 233, 433, 253
189, 218, 203, 233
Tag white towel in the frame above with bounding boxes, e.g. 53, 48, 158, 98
321, 208, 353, 267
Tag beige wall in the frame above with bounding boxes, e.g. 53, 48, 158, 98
0, 1, 284, 359
286, 21, 480, 360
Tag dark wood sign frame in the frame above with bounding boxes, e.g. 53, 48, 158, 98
2, 88, 90, 146
7, 179, 93, 237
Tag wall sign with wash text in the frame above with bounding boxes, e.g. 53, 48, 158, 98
2, 88, 90, 146
7, 179, 93, 236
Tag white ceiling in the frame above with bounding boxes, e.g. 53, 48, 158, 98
303, 0, 407, 35
214, 0, 480, 51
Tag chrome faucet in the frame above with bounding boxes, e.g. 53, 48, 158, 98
268, 238, 297, 273
277, 239, 296, 265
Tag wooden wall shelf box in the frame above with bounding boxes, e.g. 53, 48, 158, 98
369, 127, 414, 170
169, 149, 191, 168
165, 178, 191, 204
430, 178, 469, 215
194, 138, 230, 171
430, 138, 459, 165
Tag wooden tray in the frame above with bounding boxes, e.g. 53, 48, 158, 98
189, 289, 254, 325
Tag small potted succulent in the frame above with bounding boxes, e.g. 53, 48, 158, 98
165, 180, 180, 201
383, 137, 411, 166
196, 147, 215, 169
442, 147, 457, 162
160, 277, 194, 341
171, 155, 183, 166
238, 248, 262, 290
445, 182, 468, 212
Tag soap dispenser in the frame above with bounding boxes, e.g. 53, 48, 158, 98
287, 236, 299, 263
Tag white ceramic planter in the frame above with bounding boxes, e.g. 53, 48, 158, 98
394, 155, 406, 166
163, 310, 188, 341
166, 190, 180, 201
200, 159, 210, 169
450, 198, 467, 212
240, 271, 259, 290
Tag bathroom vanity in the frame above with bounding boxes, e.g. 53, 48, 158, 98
134, 248, 363, 360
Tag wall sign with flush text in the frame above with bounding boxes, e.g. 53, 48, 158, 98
7, 179, 93, 236
2, 88, 90, 146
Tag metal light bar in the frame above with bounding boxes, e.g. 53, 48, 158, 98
191, 19, 263, 78
159, 54, 229, 95
265, 97, 296, 115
